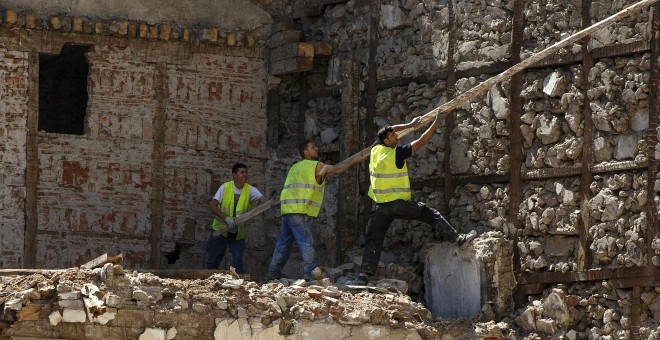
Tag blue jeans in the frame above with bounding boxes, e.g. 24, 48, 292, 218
206, 231, 246, 273
267, 214, 316, 277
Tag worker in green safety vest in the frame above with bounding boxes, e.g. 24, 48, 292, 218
352, 115, 477, 286
267, 140, 359, 280
207, 162, 266, 273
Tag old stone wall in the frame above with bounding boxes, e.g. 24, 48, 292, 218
270, 0, 659, 337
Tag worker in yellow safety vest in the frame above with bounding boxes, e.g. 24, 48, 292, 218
207, 162, 266, 273
266, 140, 359, 280
352, 115, 477, 286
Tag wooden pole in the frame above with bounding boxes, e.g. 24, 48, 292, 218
333, 0, 659, 168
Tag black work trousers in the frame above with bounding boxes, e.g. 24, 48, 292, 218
359, 199, 458, 275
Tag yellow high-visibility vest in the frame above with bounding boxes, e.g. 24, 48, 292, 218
280, 160, 325, 217
368, 144, 411, 203
211, 181, 254, 240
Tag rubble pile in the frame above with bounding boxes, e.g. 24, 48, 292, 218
0, 263, 479, 339
455, 0, 512, 69
590, 1, 651, 48
521, 0, 582, 59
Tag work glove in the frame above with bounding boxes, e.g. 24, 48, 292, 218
225, 217, 236, 229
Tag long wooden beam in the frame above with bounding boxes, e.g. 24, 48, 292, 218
333, 0, 660, 169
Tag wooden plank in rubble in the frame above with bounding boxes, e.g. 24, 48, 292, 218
80, 253, 123, 270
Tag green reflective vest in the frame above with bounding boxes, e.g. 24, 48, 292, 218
211, 181, 254, 240
368, 144, 411, 203
280, 160, 325, 217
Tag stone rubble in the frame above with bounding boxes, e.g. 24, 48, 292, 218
0, 264, 483, 339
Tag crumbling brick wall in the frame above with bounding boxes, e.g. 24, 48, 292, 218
0, 9, 270, 273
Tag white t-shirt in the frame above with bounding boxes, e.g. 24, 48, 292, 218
213, 182, 263, 203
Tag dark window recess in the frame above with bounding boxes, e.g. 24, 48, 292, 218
39, 44, 91, 135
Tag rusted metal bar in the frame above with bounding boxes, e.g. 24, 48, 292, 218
307, 38, 652, 101
298, 74, 308, 146
592, 40, 649, 59
336, 59, 361, 265
266, 89, 280, 148
647, 1, 660, 267
508, 0, 525, 273
578, 0, 594, 271
523, 166, 581, 180
366, 4, 378, 149
631, 286, 641, 340
592, 160, 647, 173
24, 50, 39, 268
443, 0, 456, 215
516, 265, 658, 285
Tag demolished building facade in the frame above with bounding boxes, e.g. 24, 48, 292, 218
1, 0, 660, 338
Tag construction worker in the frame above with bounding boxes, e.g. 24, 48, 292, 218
352, 115, 477, 285
206, 162, 266, 273
266, 140, 358, 280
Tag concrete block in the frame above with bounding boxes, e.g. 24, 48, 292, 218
62, 308, 87, 323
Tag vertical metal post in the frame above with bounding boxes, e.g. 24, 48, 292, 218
25, 51, 39, 268
578, 0, 594, 271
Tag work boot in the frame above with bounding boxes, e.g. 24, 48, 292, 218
348, 273, 370, 286
455, 230, 477, 249
265, 272, 287, 281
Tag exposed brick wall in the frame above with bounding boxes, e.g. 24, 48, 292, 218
162, 53, 268, 270
29, 45, 267, 269
0, 44, 28, 268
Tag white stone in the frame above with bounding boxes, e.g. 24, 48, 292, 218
515, 307, 536, 331
62, 308, 87, 323
166, 327, 177, 340
541, 292, 571, 326
132, 289, 149, 301
614, 134, 638, 160
139, 328, 166, 340
105, 292, 122, 307
631, 109, 649, 132
593, 137, 612, 162
59, 299, 84, 308
214, 320, 243, 340
450, 138, 471, 173
566, 329, 577, 340
381, 5, 408, 30
542, 71, 567, 97
320, 127, 338, 144
59, 291, 82, 300
489, 86, 509, 119
49, 310, 62, 326
91, 308, 116, 325
325, 58, 341, 86
536, 115, 561, 144
4, 299, 22, 311
536, 318, 557, 334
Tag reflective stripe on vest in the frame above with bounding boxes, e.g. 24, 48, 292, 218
211, 181, 253, 240
368, 144, 411, 203
280, 159, 325, 217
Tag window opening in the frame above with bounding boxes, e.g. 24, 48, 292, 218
39, 44, 91, 135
